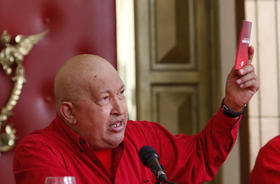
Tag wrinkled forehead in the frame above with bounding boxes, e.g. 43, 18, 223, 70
86, 67, 124, 92
79, 61, 119, 81
70, 59, 124, 95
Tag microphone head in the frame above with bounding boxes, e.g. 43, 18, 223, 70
138, 145, 169, 182
138, 145, 159, 167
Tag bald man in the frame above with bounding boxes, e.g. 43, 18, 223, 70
54, 55, 128, 151
13, 49, 259, 184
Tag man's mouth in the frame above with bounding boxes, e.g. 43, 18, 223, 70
109, 120, 125, 132
112, 122, 121, 128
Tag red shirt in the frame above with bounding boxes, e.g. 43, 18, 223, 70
250, 135, 280, 184
13, 108, 240, 184
95, 149, 113, 178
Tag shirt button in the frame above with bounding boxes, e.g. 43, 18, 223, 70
93, 160, 98, 165
79, 138, 85, 145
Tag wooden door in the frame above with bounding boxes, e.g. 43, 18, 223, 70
135, 0, 220, 134
135, 0, 221, 182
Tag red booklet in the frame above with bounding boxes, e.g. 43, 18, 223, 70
234, 20, 252, 70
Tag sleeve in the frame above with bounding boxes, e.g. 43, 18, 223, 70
250, 136, 280, 184
13, 135, 69, 184
142, 107, 240, 184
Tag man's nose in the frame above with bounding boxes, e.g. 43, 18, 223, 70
111, 97, 125, 115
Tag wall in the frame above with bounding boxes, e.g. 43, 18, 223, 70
218, 0, 241, 184
246, 0, 280, 170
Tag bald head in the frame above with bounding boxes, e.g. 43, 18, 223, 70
54, 54, 118, 112
54, 54, 128, 149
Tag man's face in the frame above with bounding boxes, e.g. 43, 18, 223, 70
71, 69, 128, 150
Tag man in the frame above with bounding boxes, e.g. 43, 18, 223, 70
13, 47, 258, 184
250, 135, 280, 183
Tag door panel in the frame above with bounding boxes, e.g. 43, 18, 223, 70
135, 0, 219, 135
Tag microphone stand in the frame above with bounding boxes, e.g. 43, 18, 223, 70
154, 165, 176, 184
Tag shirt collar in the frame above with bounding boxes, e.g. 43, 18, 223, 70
53, 114, 88, 152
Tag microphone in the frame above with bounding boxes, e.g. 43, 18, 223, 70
138, 145, 168, 182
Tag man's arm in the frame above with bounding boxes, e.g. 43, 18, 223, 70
13, 135, 68, 184
153, 46, 258, 183
147, 107, 240, 183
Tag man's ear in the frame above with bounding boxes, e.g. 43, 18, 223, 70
59, 101, 77, 125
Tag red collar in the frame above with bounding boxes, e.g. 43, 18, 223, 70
53, 114, 89, 152
53, 114, 114, 176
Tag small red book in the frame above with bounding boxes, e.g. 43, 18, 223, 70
234, 20, 252, 70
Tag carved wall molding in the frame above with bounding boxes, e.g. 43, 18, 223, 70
0, 30, 48, 152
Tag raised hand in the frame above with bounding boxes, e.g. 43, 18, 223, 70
224, 46, 259, 112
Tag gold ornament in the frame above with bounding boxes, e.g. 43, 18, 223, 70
0, 30, 48, 152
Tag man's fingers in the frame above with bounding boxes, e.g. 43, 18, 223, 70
239, 79, 259, 91
238, 64, 255, 76
236, 63, 258, 90
236, 72, 257, 85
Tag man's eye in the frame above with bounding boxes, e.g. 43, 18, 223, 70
98, 96, 109, 105
118, 89, 125, 97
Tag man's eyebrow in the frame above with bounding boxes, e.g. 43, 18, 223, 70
120, 85, 125, 90
99, 85, 125, 94
99, 90, 110, 94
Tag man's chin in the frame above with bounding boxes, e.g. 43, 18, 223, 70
94, 132, 125, 150
108, 134, 124, 148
